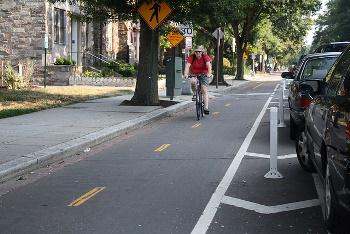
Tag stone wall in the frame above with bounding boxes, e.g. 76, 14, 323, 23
45, 65, 74, 86
69, 77, 137, 87
0, 0, 46, 63
69, 77, 166, 90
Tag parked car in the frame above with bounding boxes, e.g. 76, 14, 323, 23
282, 52, 341, 139
296, 45, 350, 231
314, 41, 350, 53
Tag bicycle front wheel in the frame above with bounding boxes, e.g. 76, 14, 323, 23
196, 91, 201, 120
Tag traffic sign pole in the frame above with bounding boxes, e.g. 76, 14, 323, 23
216, 28, 220, 89
171, 47, 175, 100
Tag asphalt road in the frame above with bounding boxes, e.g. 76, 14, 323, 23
0, 81, 329, 234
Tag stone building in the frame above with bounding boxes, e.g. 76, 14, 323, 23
0, 0, 140, 85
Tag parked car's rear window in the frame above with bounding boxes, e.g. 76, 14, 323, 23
315, 43, 350, 53
325, 44, 348, 52
300, 57, 338, 80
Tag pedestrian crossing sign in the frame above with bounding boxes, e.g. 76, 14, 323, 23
166, 31, 184, 47
138, 0, 173, 30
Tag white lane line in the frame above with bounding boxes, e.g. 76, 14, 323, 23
230, 93, 271, 96
221, 196, 320, 214
278, 154, 297, 159
245, 152, 297, 159
273, 84, 280, 92
191, 87, 275, 234
253, 83, 263, 89
192, 123, 201, 128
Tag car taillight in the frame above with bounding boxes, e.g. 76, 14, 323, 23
299, 98, 311, 108
346, 122, 350, 139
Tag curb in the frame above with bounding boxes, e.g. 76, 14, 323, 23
0, 100, 193, 183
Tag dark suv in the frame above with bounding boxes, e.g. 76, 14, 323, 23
283, 52, 341, 139
296, 45, 350, 231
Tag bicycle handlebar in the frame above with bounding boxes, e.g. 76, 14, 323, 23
188, 74, 207, 79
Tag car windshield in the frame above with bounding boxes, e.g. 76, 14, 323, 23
300, 56, 337, 80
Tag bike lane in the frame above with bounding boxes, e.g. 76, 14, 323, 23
193, 84, 327, 234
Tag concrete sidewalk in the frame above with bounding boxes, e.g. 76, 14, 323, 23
0, 76, 259, 183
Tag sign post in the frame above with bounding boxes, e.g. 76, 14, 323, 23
212, 27, 223, 88
251, 53, 256, 77
166, 31, 184, 101
44, 34, 48, 88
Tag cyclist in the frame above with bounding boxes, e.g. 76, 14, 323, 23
183, 45, 212, 115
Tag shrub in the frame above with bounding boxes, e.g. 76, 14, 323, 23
3, 62, 22, 90
81, 70, 102, 77
101, 67, 115, 77
20, 59, 34, 86
54, 57, 76, 65
54, 57, 65, 65
118, 62, 136, 77
107, 61, 119, 72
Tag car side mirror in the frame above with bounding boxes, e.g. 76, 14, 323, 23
281, 72, 294, 79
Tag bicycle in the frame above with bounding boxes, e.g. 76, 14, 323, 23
189, 74, 205, 120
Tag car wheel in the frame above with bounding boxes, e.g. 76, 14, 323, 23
290, 114, 296, 140
324, 163, 336, 231
296, 131, 316, 172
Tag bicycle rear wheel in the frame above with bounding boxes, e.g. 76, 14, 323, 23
196, 90, 201, 120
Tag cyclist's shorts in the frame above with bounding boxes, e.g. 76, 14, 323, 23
190, 75, 209, 86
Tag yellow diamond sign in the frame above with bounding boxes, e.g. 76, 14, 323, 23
243, 52, 248, 60
166, 31, 184, 47
138, 0, 173, 30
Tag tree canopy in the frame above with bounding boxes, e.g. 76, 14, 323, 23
312, 0, 350, 49
50, 0, 321, 104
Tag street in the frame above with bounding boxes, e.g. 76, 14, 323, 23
0, 81, 328, 233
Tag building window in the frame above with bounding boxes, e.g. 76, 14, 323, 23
54, 8, 66, 44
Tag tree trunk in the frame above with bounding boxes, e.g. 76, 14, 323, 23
131, 20, 159, 105
210, 34, 228, 86
235, 40, 245, 80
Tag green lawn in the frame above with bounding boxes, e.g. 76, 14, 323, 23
0, 86, 133, 119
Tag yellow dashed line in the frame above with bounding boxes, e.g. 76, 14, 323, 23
192, 123, 201, 128
225, 103, 231, 107
154, 144, 171, 152
213, 112, 220, 116
68, 187, 106, 207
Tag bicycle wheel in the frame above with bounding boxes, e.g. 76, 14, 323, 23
200, 92, 204, 117
196, 89, 201, 120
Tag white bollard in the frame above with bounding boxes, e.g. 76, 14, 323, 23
282, 79, 286, 99
278, 84, 286, 127
265, 107, 283, 179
